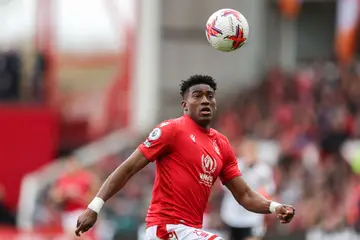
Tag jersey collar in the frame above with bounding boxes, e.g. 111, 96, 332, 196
184, 115, 212, 135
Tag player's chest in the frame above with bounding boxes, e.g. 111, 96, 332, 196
174, 131, 224, 185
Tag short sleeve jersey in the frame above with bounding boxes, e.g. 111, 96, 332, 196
138, 115, 241, 228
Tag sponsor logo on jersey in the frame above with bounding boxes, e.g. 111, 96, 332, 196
199, 154, 217, 187
201, 154, 217, 174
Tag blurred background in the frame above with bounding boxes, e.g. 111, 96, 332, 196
1, 0, 360, 239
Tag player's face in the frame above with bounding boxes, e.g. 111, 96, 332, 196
182, 84, 217, 126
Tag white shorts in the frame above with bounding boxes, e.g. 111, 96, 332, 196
145, 224, 224, 240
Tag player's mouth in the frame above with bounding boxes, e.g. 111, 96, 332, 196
200, 107, 212, 116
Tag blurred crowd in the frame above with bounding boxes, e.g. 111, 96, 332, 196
26, 61, 360, 239
216, 60, 360, 239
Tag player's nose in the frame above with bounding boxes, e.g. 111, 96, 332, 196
200, 96, 210, 105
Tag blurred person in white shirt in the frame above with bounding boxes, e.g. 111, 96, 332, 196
220, 140, 276, 240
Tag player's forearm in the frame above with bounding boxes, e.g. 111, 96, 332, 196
96, 162, 135, 202
87, 149, 150, 215
226, 177, 272, 214
238, 188, 271, 214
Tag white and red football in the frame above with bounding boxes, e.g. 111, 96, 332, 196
205, 9, 249, 52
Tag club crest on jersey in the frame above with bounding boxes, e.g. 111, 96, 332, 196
199, 154, 217, 187
148, 128, 161, 141
213, 140, 220, 155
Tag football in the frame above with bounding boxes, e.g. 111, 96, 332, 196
205, 9, 249, 52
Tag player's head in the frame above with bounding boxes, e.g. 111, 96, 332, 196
180, 74, 217, 128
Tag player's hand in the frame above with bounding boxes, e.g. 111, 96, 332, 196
75, 208, 98, 237
275, 204, 295, 224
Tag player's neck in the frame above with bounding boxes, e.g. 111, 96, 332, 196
198, 121, 211, 130
185, 114, 211, 131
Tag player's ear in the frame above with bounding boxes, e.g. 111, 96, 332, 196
181, 100, 188, 112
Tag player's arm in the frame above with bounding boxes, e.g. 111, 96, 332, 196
96, 149, 149, 202
75, 122, 174, 237
225, 176, 295, 223
220, 138, 295, 223
225, 176, 271, 214
75, 149, 149, 236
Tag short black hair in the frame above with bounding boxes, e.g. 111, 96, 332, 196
179, 74, 217, 98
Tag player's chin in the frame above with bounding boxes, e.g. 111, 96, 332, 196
198, 112, 213, 120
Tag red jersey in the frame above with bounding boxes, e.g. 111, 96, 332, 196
138, 115, 241, 228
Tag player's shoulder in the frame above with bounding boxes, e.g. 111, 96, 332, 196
146, 118, 180, 142
156, 116, 183, 128
153, 117, 184, 134
211, 128, 230, 143
211, 128, 232, 151
159, 116, 190, 127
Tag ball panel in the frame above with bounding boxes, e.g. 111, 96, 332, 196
205, 8, 249, 52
